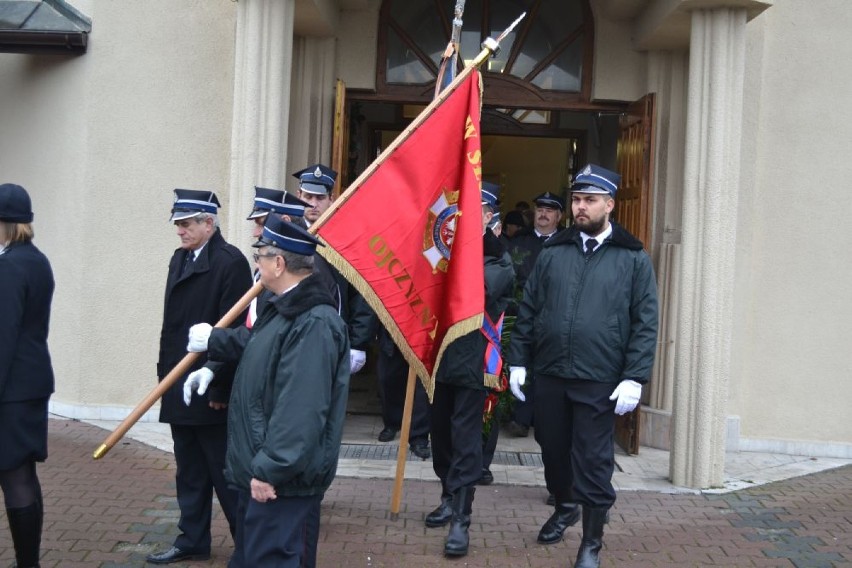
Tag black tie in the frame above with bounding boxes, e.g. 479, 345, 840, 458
181, 252, 194, 276
540, 234, 549, 243
585, 238, 597, 257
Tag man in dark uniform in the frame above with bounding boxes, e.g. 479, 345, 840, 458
293, 164, 374, 373
508, 164, 658, 568
506, 191, 566, 438
147, 189, 252, 565
189, 216, 350, 567
425, 182, 514, 558
374, 330, 432, 459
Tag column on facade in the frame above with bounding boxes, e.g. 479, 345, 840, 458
287, 37, 337, 175
228, 0, 295, 251
646, 49, 688, 415
670, 7, 747, 489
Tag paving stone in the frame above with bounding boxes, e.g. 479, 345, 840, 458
1, 419, 850, 567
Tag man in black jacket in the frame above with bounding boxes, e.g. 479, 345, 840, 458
425, 182, 514, 558
147, 189, 252, 565
188, 216, 350, 567
505, 191, 566, 438
508, 164, 658, 568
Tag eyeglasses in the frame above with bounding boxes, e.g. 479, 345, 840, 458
252, 253, 279, 262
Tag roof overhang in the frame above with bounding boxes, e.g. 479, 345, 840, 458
0, 0, 91, 55
596, 0, 773, 50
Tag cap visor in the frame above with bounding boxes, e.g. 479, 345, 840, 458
246, 210, 269, 220
299, 182, 330, 195
170, 211, 202, 222
252, 236, 276, 248
571, 185, 610, 195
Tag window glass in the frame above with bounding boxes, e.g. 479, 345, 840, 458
385, 0, 587, 93
386, 28, 433, 84
530, 40, 583, 91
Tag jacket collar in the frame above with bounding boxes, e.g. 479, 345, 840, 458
269, 273, 337, 319
546, 221, 644, 251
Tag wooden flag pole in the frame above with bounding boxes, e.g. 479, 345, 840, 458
389, 366, 418, 520
92, 281, 264, 459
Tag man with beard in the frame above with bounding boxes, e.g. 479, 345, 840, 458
507, 164, 658, 568
505, 191, 566, 438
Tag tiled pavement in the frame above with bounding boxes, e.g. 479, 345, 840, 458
0, 417, 850, 567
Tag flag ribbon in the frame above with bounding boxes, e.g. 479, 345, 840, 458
481, 311, 505, 388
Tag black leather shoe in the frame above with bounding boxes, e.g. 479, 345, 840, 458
377, 427, 398, 442
477, 468, 494, 486
409, 441, 431, 460
146, 546, 210, 564
537, 503, 581, 545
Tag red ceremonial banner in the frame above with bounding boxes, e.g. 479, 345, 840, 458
315, 71, 485, 396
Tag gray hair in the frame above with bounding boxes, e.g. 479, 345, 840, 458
267, 246, 315, 275
195, 212, 220, 229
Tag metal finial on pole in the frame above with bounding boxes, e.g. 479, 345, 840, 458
469, 11, 527, 68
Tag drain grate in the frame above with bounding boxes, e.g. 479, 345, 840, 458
339, 443, 542, 467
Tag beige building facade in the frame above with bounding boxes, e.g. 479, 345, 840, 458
0, 0, 849, 489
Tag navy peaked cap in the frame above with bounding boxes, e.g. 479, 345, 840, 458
170, 189, 221, 221
292, 164, 337, 195
572, 164, 621, 197
253, 215, 323, 256
481, 181, 500, 207
247, 187, 310, 219
534, 191, 565, 210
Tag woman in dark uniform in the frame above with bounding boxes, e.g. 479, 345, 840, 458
0, 183, 55, 568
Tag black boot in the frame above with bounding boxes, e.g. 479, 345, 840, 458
7, 501, 42, 568
575, 507, 607, 568
444, 486, 474, 557
537, 501, 581, 544
425, 490, 453, 528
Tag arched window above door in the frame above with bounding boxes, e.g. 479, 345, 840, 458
377, 0, 594, 107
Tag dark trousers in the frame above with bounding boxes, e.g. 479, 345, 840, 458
533, 375, 617, 508
481, 406, 501, 470
229, 490, 322, 568
430, 382, 487, 494
170, 423, 238, 552
377, 343, 430, 444
512, 378, 535, 427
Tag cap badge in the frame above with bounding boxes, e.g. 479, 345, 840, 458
313, 167, 322, 178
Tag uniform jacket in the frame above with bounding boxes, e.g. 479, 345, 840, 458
157, 230, 252, 424
507, 223, 658, 384
0, 241, 55, 402
509, 226, 566, 294
435, 229, 515, 390
298, 218, 373, 349
214, 274, 350, 496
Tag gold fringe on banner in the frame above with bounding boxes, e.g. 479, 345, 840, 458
317, 238, 483, 401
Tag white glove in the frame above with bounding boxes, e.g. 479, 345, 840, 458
183, 367, 215, 406
609, 379, 642, 415
350, 349, 366, 374
187, 323, 212, 352
509, 366, 527, 401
